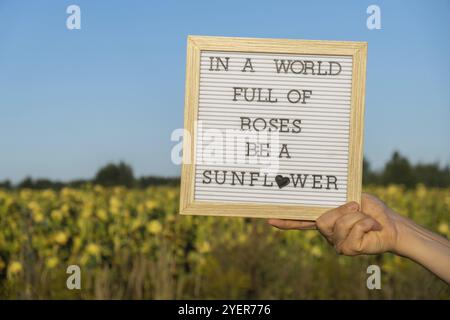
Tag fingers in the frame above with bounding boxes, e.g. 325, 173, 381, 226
316, 201, 359, 238
338, 217, 383, 255
332, 211, 368, 245
268, 200, 384, 256
315, 200, 384, 256
267, 219, 317, 230
347, 217, 382, 245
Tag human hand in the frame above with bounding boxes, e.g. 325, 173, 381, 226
268, 193, 450, 283
268, 193, 403, 255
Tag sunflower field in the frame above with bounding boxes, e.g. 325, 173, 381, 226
0, 185, 449, 299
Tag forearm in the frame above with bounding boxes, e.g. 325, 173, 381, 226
394, 216, 450, 284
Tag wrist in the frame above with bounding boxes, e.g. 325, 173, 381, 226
391, 212, 450, 284
392, 213, 443, 260
391, 213, 420, 258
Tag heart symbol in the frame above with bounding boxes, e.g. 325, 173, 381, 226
275, 175, 290, 189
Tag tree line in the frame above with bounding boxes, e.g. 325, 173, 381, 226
0, 151, 449, 190
0, 162, 179, 190
363, 151, 450, 188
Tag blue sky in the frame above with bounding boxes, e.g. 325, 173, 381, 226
0, 0, 449, 182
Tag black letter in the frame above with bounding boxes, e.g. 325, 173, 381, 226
287, 89, 301, 104
301, 90, 312, 104
269, 118, 279, 131
215, 57, 229, 71
249, 172, 260, 186
290, 174, 308, 187
274, 59, 291, 73
279, 119, 290, 133
260, 143, 270, 157
233, 87, 243, 101
290, 60, 304, 74
279, 144, 291, 158
241, 58, 254, 72
292, 119, 302, 133
244, 88, 256, 102
312, 175, 323, 189
246, 142, 257, 156
240, 116, 251, 130
214, 170, 227, 184
253, 118, 267, 132
329, 61, 342, 76
326, 175, 338, 190
303, 60, 315, 75
263, 174, 273, 187
202, 170, 211, 184
317, 61, 328, 75
231, 171, 245, 185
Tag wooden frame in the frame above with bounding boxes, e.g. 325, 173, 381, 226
180, 35, 367, 220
